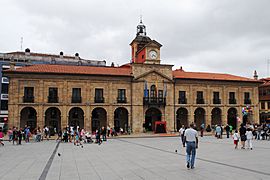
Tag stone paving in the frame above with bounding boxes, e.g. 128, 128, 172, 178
0, 136, 270, 180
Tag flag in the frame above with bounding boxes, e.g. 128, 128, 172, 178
144, 81, 148, 97
163, 83, 167, 97
155, 80, 158, 97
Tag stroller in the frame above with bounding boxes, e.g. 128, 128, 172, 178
85, 132, 93, 143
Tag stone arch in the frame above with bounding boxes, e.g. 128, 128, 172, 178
45, 107, 61, 133
211, 108, 222, 126
176, 108, 188, 130
145, 107, 162, 131
91, 107, 107, 131
227, 108, 237, 129
20, 107, 37, 131
68, 107, 84, 129
194, 107, 205, 129
114, 107, 129, 133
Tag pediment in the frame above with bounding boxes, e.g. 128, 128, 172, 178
134, 69, 173, 82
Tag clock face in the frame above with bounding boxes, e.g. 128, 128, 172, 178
149, 50, 158, 59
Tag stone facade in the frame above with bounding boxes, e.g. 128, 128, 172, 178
5, 22, 261, 133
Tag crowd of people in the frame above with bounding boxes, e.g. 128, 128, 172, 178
0, 124, 131, 146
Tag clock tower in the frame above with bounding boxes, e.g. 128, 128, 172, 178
130, 20, 162, 64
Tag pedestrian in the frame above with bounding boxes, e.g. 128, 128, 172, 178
24, 126, 30, 143
7, 128, 13, 142
246, 128, 253, 150
225, 124, 230, 138
107, 125, 110, 137
200, 123, 205, 137
96, 128, 102, 145
56, 130, 62, 142
215, 125, 221, 139
12, 127, 18, 145
101, 126, 107, 141
239, 124, 247, 149
17, 128, 23, 145
233, 130, 240, 149
0, 127, 4, 146
183, 123, 198, 169
179, 125, 185, 147
229, 125, 233, 135
36, 127, 42, 142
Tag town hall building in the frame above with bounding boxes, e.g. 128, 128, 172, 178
4, 21, 261, 133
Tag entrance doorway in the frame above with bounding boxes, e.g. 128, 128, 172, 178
145, 108, 162, 131
45, 107, 61, 134
20, 107, 37, 131
194, 108, 205, 130
68, 107, 84, 129
176, 108, 188, 130
91, 107, 107, 131
114, 107, 128, 133
227, 108, 237, 129
211, 108, 222, 126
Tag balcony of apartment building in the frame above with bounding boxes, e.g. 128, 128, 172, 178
178, 98, 187, 104
23, 96, 35, 103
244, 99, 251, 105
117, 97, 127, 103
48, 96, 59, 103
71, 96, 82, 103
95, 96, 105, 103
143, 97, 166, 107
229, 98, 237, 104
213, 98, 221, 104
196, 98, 205, 104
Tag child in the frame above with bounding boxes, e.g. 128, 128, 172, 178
246, 128, 253, 150
0, 127, 4, 146
233, 130, 240, 149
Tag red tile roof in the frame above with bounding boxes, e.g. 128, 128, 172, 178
5, 64, 132, 76
173, 69, 260, 82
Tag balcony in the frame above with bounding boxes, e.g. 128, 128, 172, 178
71, 96, 82, 103
229, 99, 237, 104
23, 96, 34, 103
143, 97, 166, 107
244, 99, 251, 104
213, 99, 221, 104
117, 97, 127, 103
178, 98, 187, 104
48, 96, 59, 103
95, 97, 104, 103
196, 98, 205, 104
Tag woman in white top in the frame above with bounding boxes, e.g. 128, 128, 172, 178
245, 128, 253, 150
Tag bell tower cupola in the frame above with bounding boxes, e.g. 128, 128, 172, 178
130, 19, 162, 64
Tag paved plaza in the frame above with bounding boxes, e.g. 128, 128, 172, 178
0, 136, 270, 180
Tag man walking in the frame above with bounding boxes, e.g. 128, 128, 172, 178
184, 123, 198, 169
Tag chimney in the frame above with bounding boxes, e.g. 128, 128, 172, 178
60, 51, 64, 58
253, 70, 258, 80
75, 53, 79, 60
25, 48, 30, 55
111, 62, 115, 67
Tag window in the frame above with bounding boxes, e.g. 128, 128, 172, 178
196, 91, 204, 104
1, 84, 8, 94
261, 102, 265, 109
72, 88, 81, 103
229, 92, 236, 104
197, 91, 203, 99
117, 89, 126, 103
179, 91, 187, 104
268, 101, 270, 110
0, 100, 8, 110
244, 92, 251, 104
150, 85, 156, 97
23, 87, 34, 103
213, 92, 220, 104
95, 88, 104, 103
229, 92, 235, 100
158, 90, 163, 98
48, 87, 58, 103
